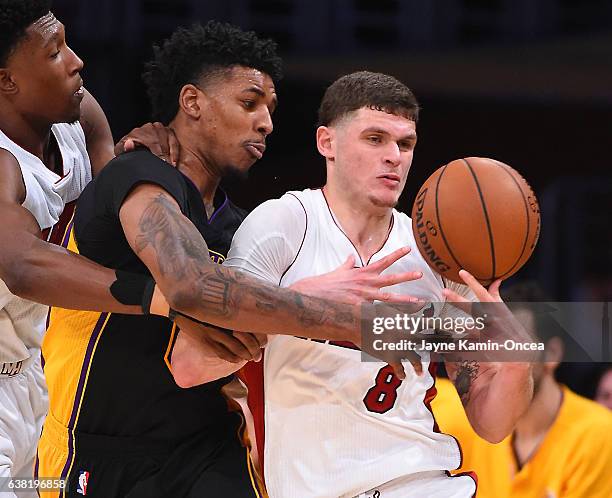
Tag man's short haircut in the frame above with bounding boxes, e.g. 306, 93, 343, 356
143, 21, 283, 124
503, 281, 593, 362
503, 281, 563, 344
0, 0, 52, 66
317, 71, 419, 127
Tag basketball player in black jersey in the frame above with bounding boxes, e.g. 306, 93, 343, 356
38, 22, 422, 498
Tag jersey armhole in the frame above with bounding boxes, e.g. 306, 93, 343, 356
279, 193, 308, 285
0, 147, 27, 205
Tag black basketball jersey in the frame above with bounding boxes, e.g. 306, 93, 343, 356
44, 150, 247, 444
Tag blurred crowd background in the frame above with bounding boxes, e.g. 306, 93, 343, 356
50, 0, 612, 399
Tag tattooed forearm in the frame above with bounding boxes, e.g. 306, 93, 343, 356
452, 359, 480, 405
134, 194, 211, 278
131, 193, 359, 340
195, 265, 357, 332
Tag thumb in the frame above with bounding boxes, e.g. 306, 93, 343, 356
489, 279, 503, 300
340, 254, 356, 270
123, 138, 135, 152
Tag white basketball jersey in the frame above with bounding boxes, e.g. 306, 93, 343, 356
0, 122, 92, 362
225, 189, 472, 498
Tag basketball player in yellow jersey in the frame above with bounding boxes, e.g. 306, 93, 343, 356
433, 283, 612, 498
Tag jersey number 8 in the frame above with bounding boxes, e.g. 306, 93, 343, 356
363, 365, 402, 413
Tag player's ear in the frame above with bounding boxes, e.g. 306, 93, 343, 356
0, 69, 18, 95
316, 126, 335, 160
178, 84, 202, 119
544, 336, 564, 368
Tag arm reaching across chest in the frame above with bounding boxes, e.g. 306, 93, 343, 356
443, 270, 533, 443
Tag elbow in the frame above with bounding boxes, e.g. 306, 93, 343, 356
171, 356, 242, 388
0, 260, 33, 298
171, 357, 202, 389
476, 426, 511, 444
172, 369, 200, 389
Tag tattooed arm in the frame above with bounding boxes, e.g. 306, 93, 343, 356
445, 359, 532, 443
443, 270, 533, 443
119, 184, 362, 342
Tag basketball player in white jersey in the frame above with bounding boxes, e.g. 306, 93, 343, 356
219, 72, 534, 497
0, 2, 189, 495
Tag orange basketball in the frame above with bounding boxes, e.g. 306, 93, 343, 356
411, 157, 540, 285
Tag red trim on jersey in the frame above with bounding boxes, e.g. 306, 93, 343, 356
425, 364, 468, 471
41, 200, 76, 247
423, 361, 440, 433
238, 359, 266, 479
451, 471, 478, 497
327, 340, 360, 350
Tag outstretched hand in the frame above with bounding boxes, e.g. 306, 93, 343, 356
114, 122, 180, 166
290, 246, 423, 305
442, 269, 503, 305
442, 269, 537, 359
290, 247, 426, 381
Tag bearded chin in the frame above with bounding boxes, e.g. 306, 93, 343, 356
222, 164, 250, 183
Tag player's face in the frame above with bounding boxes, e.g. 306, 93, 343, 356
198, 66, 276, 179
331, 107, 417, 210
595, 370, 612, 410
4, 13, 84, 124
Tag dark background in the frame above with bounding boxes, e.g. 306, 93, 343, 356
51, 0, 612, 308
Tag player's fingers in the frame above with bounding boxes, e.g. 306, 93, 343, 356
488, 279, 503, 301
113, 138, 129, 156
441, 288, 472, 315
123, 138, 135, 152
207, 330, 254, 362
373, 291, 423, 305
405, 351, 423, 376
141, 139, 164, 160
233, 332, 264, 361
367, 247, 411, 273
251, 333, 268, 349
458, 269, 494, 302
167, 127, 180, 166
375, 270, 423, 288
203, 339, 244, 363
388, 361, 406, 381
339, 254, 356, 270
152, 122, 170, 159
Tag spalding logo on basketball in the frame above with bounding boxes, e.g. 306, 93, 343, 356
411, 157, 540, 286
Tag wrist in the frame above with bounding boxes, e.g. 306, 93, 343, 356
149, 284, 170, 317
110, 270, 169, 317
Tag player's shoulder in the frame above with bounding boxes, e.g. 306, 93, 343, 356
392, 208, 415, 235
103, 148, 169, 172
233, 190, 309, 247
556, 387, 612, 450
562, 387, 612, 429
80, 149, 187, 220
0, 146, 20, 171
248, 189, 308, 222
0, 147, 24, 203
96, 149, 180, 187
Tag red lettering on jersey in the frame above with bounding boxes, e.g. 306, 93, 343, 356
363, 365, 403, 414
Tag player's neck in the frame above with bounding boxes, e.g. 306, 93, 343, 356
514, 375, 562, 439
0, 107, 54, 162
322, 185, 393, 262
171, 126, 221, 208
